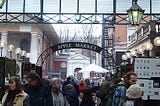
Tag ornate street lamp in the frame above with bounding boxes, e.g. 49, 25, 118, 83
7, 44, 15, 58
21, 50, 27, 61
0, 41, 6, 57
127, 0, 144, 25
15, 48, 22, 60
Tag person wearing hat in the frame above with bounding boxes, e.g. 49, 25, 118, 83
119, 84, 143, 106
112, 72, 137, 106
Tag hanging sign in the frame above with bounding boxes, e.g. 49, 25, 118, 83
51, 42, 102, 53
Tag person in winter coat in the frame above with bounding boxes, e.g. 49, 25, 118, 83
24, 72, 52, 106
112, 72, 137, 106
51, 78, 70, 106
62, 76, 79, 96
65, 84, 79, 106
119, 84, 143, 106
79, 88, 95, 106
98, 76, 112, 106
78, 79, 87, 92
1, 76, 30, 106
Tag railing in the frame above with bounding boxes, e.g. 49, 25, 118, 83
130, 24, 150, 43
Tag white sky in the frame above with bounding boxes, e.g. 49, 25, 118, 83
53, 24, 102, 37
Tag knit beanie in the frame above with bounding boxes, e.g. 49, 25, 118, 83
126, 84, 142, 99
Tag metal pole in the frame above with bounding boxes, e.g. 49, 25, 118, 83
0, 48, 2, 57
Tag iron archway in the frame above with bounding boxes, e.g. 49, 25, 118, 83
36, 42, 103, 66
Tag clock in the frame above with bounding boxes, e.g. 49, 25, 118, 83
61, 62, 67, 68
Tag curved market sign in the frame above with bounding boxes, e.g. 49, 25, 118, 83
51, 42, 102, 53
36, 42, 102, 65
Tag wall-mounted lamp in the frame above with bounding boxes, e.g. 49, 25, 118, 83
127, 0, 144, 25
122, 54, 128, 61
154, 36, 160, 46
145, 42, 153, 51
130, 49, 137, 56
21, 50, 26, 57
137, 46, 145, 54
0, 41, 6, 57
26, 53, 31, 58
7, 44, 15, 58
125, 52, 131, 59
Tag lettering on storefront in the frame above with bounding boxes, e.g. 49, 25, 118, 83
51, 42, 102, 53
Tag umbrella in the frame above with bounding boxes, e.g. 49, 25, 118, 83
79, 64, 109, 73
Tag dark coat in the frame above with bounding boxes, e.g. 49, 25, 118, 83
24, 83, 52, 106
80, 100, 95, 106
66, 89, 79, 106
62, 80, 79, 95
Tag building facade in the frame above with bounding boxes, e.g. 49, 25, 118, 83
67, 53, 90, 79
0, 23, 60, 77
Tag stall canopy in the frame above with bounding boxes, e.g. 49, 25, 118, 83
79, 64, 109, 73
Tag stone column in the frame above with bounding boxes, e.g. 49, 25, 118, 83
1, 31, 8, 57
30, 32, 38, 64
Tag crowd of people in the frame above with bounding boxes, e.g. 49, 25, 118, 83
0, 71, 143, 106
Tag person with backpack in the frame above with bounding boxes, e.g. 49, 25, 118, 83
65, 84, 79, 106
97, 76, 112, 106
112, 72, 137, 106
119, 84, 143, 106
62, 76, 79, 96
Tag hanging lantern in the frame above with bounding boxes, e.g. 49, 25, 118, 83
127, 1, 144, 25
0, 0, 5, 8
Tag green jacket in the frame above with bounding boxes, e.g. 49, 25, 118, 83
99, 80, 112, 106
100, 80, 111, 94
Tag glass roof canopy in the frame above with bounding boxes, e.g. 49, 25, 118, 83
0, 0, 159, 24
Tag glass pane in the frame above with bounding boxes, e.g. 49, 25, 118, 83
44, 0, 59, 13
97, 0, 113, 13
25, 0, 40, 13
8, 0, 23, 12
152, 0, 160, 13
61, 0, 77, 13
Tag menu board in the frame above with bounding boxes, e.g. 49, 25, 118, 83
134, 58, 160, 78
